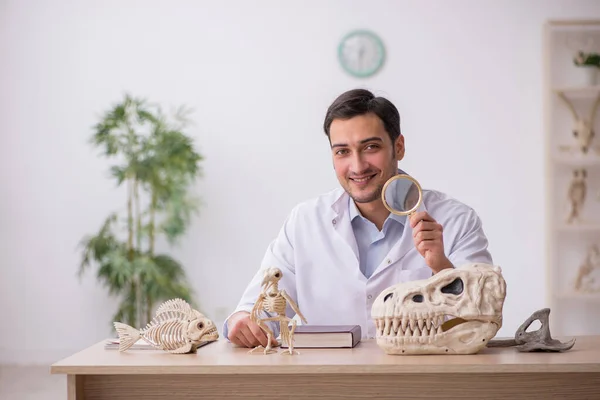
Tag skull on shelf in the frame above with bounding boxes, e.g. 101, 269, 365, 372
557, 92, 600, 154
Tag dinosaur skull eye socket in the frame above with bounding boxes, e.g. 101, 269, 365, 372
197, 322, 204, 329
274, 273, 280, 278
383, 293, 393, 302
441, 278, 464, 295
412, 294, 424, 302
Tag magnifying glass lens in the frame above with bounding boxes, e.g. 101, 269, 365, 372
382, 174, 423, 216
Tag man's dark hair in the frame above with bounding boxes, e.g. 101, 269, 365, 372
323, 89, 401, 143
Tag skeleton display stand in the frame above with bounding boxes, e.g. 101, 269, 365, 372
487, 308, 575, 352
248, 267, 307, 355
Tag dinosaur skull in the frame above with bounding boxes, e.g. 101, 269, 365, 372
371, 263, 506, 355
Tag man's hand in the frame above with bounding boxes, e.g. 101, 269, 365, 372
226, 311, 278, 348
409, 211, 453, 273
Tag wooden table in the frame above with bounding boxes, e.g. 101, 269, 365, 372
51, 336, 600, 399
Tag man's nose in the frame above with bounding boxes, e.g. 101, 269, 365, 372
350, 153, 369, 174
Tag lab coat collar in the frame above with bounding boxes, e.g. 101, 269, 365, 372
348, 196, 407, 226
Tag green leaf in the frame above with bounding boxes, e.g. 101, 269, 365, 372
109, 165, 129, 185
97, 248, 133, 294
78, 213, 120, 277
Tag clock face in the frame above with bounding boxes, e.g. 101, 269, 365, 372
338, 30, 386, 78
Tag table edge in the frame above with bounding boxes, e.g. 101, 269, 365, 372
49, 364, 600, 375
49, 336, 600, 375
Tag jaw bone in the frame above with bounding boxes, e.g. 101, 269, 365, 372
487, 308, 576, 352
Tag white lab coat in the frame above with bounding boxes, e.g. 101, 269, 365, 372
223, 186, 492, 340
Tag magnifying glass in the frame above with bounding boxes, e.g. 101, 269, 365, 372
381, 174, 423, 216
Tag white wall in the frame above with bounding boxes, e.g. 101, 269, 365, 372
1, 0, 599, 365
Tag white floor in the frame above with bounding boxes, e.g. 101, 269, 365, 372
0, 366, 65, 400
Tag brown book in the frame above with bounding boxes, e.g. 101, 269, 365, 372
280, 325, 361, 348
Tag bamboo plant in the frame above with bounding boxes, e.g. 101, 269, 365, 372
78, 94, 203, 328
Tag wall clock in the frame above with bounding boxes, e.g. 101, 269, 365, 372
338, 30, 386, 78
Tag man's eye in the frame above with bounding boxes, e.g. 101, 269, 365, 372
335, 149, 348, 155
365, 144, 379, 150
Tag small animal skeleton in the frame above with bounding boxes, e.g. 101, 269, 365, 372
574, 244, 600, 293
249, 267, 307, 355
487, 308, 575, 352
566, 168, 587, 224
557, 92, 600, 155
113, 298, 219, 354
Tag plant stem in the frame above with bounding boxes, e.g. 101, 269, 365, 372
133, 179, 145, 326
135, 180, 141, 253
129, 282, 136, 326
145, 190, 157, 323
127, 177, 134, 260
146, 293, 152, 324
126, 176, 142, 327
149, 191, 157, 256
136, 277, 143, 327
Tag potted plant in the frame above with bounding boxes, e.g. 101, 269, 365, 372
573, 50, 600, 85
78, 94, 203, 328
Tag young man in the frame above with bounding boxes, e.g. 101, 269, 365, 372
224, 89, 493, 348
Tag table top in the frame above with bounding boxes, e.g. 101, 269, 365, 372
50, 335, 600, 375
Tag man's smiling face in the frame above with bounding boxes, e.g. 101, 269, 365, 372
329, 112, 404, 204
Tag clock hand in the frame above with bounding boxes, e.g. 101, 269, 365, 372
358, 46, 365, 69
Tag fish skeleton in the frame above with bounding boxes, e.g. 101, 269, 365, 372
113, 298, 219, 354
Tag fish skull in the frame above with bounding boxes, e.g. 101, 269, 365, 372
187, 310, 219, 344
371, 263, 506, 355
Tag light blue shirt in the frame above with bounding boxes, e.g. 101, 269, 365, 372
349, 197, 406, 279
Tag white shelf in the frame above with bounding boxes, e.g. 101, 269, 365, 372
552, 153, 600, 166
557, 223, 600, 232
545, 20, 600, 336
557, 291, 600, 300
553, 85, 600, 98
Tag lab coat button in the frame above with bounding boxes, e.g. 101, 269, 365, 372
332, 219, 336, 225
367, 294, 373, 299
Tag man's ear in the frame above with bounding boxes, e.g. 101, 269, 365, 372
394, 135, 405, 161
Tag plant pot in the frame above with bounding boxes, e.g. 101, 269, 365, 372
575, 65, 599, 86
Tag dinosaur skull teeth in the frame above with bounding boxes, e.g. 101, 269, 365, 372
376, 315, 453, 338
